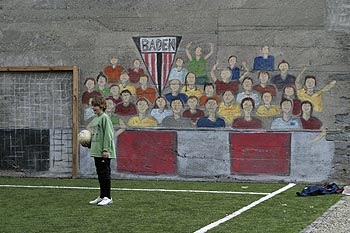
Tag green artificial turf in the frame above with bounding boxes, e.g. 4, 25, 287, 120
0, 178, 343, 233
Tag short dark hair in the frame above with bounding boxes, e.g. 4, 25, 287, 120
121, 89, 132, 95
84, 78, 96, 86
304, 76, 317, 86
240, 97, 255, 109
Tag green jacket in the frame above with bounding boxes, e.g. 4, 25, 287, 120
89, 112, 116, 158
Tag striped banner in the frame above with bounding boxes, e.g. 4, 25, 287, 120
133, 36, 182, 95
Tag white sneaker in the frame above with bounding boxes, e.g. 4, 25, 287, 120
89, 196, 102, 204
97, 197, 113, 206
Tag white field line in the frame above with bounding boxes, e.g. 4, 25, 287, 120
0, 184, 270, 195
194, 183, 296, 233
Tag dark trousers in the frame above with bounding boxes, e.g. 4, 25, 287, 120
94, 157, 111, 199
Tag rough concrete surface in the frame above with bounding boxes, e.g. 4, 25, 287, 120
302, 195, 350, 233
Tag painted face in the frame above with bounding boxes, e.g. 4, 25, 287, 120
137, 100, 149, 113
133, 59, 140, 68
279, 63, 289, 73
305, 78, 316, 89
121, 92, 131, 103
262, 46, 269, 54
187, 97, 198, 109
85, 79, 95, 90
170, 80, 180, 92
281, 101, 292, 113
205, 85, 214, 96
242, 100, 253, 113
262, 92, 272, 104
97, 76, 107, 86
156, 97, 166, 108
228, 56, 237, 66
223, 91, 234, 104
186, 73, 196, 85
176, 58, 183, 67
110, 86, 120, 96
195, 47, 202, 56
139, 76, 148, 85
171, 99, 183, 113
242, 79, 252, 91
221, 70, 231, 82
284, 87, 294, 97
205, 99, 218, 113
302, 102, 312, 113
120, 73, 129, 83
106, 99, 115, 111
111, 57, 118, 65
259, 72, 269, 84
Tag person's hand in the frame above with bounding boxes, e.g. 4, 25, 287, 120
102, 151, 110, 159
186, 42, 192, 49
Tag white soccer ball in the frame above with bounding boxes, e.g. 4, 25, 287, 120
78, 130, 92, 148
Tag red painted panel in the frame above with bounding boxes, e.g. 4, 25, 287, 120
117, 131, 176, 174
231, 133, 291, 175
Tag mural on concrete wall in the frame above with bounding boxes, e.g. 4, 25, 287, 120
80, 37, 337, 134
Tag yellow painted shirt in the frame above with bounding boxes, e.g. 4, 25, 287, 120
297, 88, 323, 112
217, 103, 241, 125
256, 105, 281, 117
127, 116, 158, 127
181, 86, 203, 98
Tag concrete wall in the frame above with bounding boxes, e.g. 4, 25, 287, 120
0, 0, 349, 182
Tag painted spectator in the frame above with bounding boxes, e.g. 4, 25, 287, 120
119, 72, 136, 96
271, 60, 296, 91
103, 56, 124, 83
165, 79, 188, 104
256, 91, 280, 118
232, 97, 262, 129
84, 97, 95, 122
128, 98, 157, 127
199, 83, 221, 106
300, 101, 323, 130
210, 62, 239, 96
227, 55, 240, 81
127, 58, 145, 83
253, 46, 275, 71
162, 98, 193, 128
296, 75, 336, 113
108, 84, 122, 106
217, 90, 241, 126
271, 98, 301, 130
105, 97, 120, 125
150, 96, 173, 125
168, 57, 188, 84
182, 95, 205, 125
82, 77, 101, 105
115, 89, 137, 116
136, 74, 157, 104
253, 71, 277, 96
282, 85, 302, 116
197, 98, 226, 128
96, 72, 110, 97
181, 72, 203, 98
236, 77, 261, 107
186, 42, 214, 85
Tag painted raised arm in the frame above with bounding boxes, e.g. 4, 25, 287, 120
204, 43, 214, 60
295, 66, 307, 90
210, 62, 219, 82
185, 42, 193, 61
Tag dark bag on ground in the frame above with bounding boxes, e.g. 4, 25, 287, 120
296, 183, 343, 197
